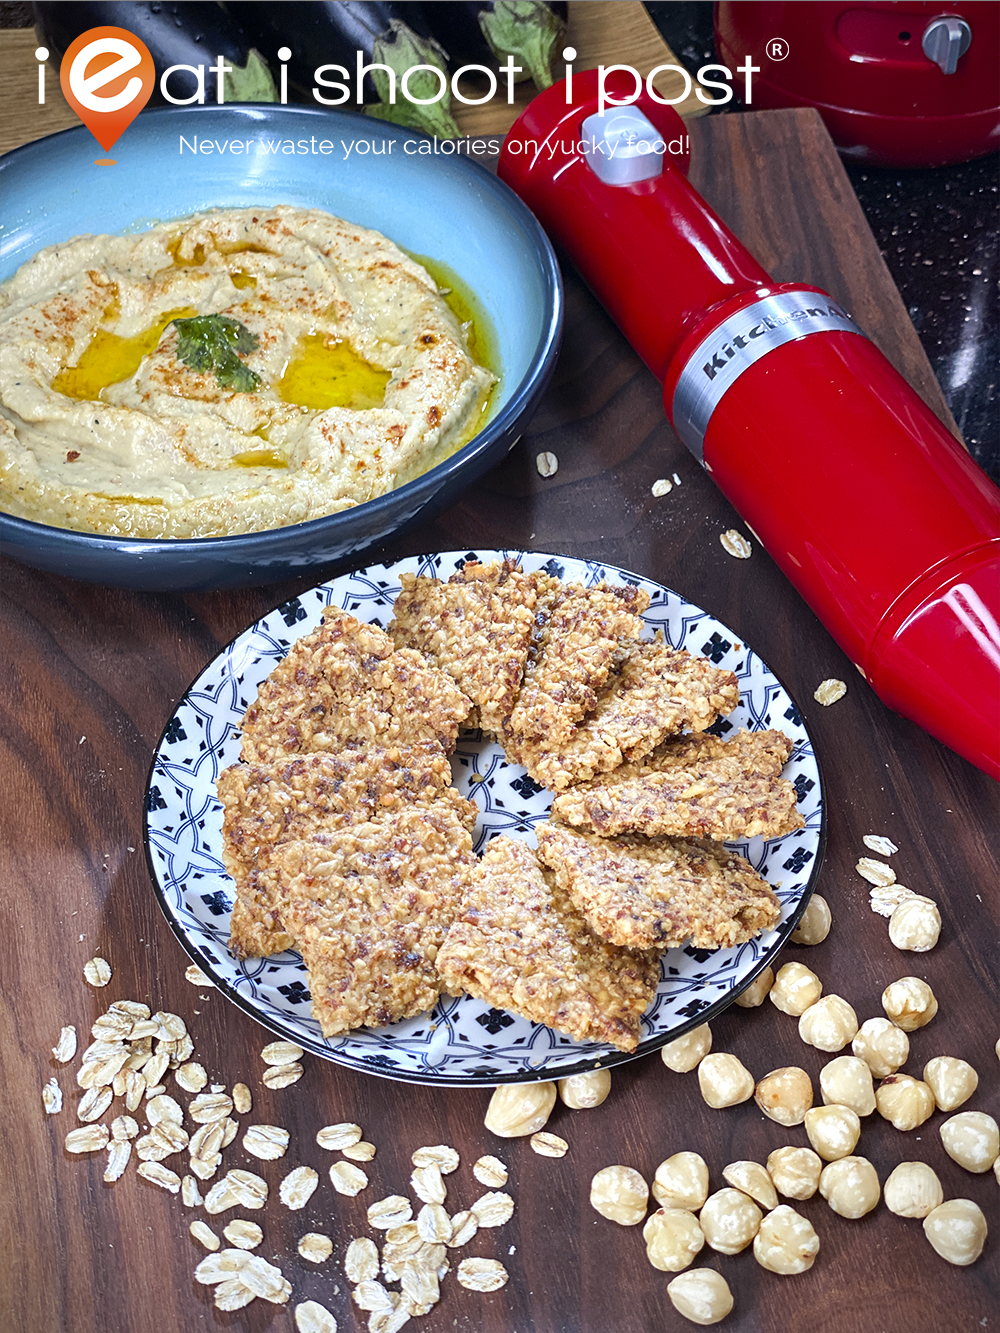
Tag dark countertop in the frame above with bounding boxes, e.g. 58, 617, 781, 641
647, 1, 1000, 483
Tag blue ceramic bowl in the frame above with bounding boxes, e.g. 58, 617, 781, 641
0, 106, 562, 589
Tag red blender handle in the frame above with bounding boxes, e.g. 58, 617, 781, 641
499, 71, 1000, 779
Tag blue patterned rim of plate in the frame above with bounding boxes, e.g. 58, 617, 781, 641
144, 551, 825, 1086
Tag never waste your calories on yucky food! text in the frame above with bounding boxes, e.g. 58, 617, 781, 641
178, 135, 501, 157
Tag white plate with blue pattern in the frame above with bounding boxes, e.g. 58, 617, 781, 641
144, 551, 824, 1086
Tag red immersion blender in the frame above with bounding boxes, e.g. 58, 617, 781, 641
498, 70, 1000, 780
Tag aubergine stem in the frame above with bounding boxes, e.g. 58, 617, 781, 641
479, 0, 567, 90
364, 19, 461, 138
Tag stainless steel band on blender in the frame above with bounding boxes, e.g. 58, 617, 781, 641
671, 290, 869, 461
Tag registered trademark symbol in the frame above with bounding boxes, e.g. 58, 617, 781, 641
766, 37, 790, 61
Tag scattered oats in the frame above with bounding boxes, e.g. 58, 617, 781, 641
142, 1052, 170, 1089
124, 1069, 144, 1113
473, 1155, 508, 1188
232, 1082, 252, 1114
346, 1238, 380, 1283
143, 1084, 167, 1099
52, 1026, 77, 1063
470, 1191, 515, 1227
457, 1257, 509, 1292
203, 1179, 239, 1215
65, 1124, 109, 1153
184, 964, 213, 987
152, 1011, 187, 1041
103, 1140, 131, 1182
354, 1280, 394, 1313
368, 1195, 413, 1230
870, 884, 921, 917
856, 857, 896, 887
261, 1040, 304, 1066
189, 1220, 220, 1251
317, 1122, 363, 1150
209, 1083, 226, 1094
111, 1115, 138, 1141
175, 1062, 207, 1093
411, 1163, 447, 1205
416, 1204, 452, 1244
530, 1132, 569, 1158
863, 835, 898, 856
78, 1086, 113, 1123
263, 1062, 303, 1089
112, 1073, 128, 1098
401, 1259, 440, 1309
137, 1161, 181, 1193
814, 678, 847, 706
147, 1094, 184, 1126
220, 1116, 239, 1149
42, 1078, 62, 1115
149, 1120, 189, 1155
224, 1220, 263, 1250
330, 1161, 369, 1197
111, 999, 150, 1021
181, 1175, 203, 1208
535, 451, 558, 478
720, 529, 752, 559
368, 1306, 411, 1333
280, 1166, 319, 1210
299, 1232, 334, 1264
411, 1145, 459, 1174
193, 1248, 248, 1284
225, 1168, 268, 1210
243, 1123, 289, 1160
83, 957, 112, 987
189, 1092, 233, 1124
190, 1121, 225, 1162
237, 1254, 292, 1304
189, 1155, 220, 1181
343, 1140, 377, 1162
295, 1299, 339, 1333
92, 1010, 132, 1040
448, 1211, 478, 1248
128, 1019, 159, 1041
214, 1278, 256, 1312
651, 478, 673, 497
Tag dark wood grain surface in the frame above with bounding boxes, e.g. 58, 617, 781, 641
1, 109, 996, 1333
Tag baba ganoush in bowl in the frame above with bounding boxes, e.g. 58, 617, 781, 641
0, 106, 562, 589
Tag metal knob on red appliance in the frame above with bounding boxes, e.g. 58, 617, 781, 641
498, 70, 1000, 780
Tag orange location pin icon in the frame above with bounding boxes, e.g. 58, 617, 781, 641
60, 26, 155, 162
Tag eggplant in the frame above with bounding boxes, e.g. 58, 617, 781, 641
33, 2, 276, 104
226, 2, 460, 136
420, 1, 567, 89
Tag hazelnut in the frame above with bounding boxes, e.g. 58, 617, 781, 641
661, 1023, 712, 1073
769, 962, 822, 1016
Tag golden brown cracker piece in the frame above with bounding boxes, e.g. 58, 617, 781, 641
536, 821, 781, 952
512, 642, 740, 791
389, 561, 538, 733
220, 744, 477, 960
551, 729, 803, 841
239, 608, 470, 765
272, 803, 476, 1036
505, 580, 650, 750
436, 836, 659, 1051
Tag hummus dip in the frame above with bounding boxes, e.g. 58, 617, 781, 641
0, 206, 494, 538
